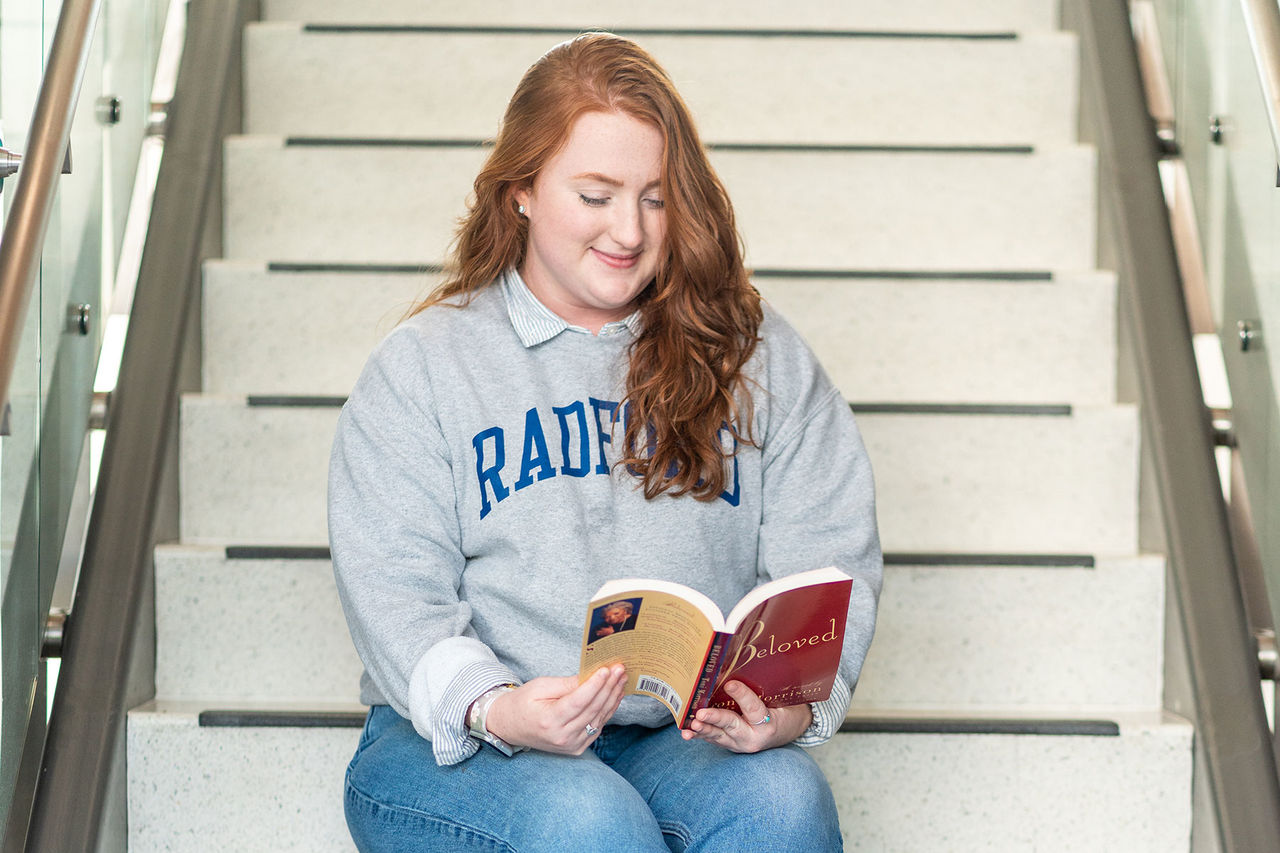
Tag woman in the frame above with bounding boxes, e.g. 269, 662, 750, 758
328, 32, 881, 852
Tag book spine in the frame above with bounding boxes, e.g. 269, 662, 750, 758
682, 631, 731, 727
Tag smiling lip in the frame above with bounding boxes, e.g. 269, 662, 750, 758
592, 248, 640, 269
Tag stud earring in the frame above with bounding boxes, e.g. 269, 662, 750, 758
517, 204, 526, 215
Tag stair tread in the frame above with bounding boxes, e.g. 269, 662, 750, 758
203, 261, 1119, 404
222, 139, 1098, 270
261, 0, 1061, 33
245, 25, 1078, 145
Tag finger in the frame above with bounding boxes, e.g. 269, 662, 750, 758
567, 666, 625, 730
595, 673, 627, 725
722, 681, 772, 726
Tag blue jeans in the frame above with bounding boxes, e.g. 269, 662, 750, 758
345, 704, 843, 852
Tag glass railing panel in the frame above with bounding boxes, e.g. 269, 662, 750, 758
0, 0, 54, 834
1221, 1, 1280, 641
0, 0, 170, 835
1150, 0, 1226, 316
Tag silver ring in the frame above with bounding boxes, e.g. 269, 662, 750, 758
752, 714, 771, 726
584, 723, 598, 736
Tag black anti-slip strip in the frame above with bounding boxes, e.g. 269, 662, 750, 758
225, 546, 332, 560
751, 269, 1054, 281
283, 137, 1033, 157
196, 710, 1118, 736
884, 553, 1096, 568
840, 718, 1120, 737
850, 403, 1072, 417
267, 262, 442, 274
266, 264, 1052, 282
712, 143, 1034, 155
246, 395, 347, 408
303, 24, 1019, 41
199, 710, 366, 728
285, 137, 490, 149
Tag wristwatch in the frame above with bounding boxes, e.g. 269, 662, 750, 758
466, 683, 521, 755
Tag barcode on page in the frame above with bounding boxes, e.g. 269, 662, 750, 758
637, 676, 683, 716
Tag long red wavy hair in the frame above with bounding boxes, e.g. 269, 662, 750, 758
413, 32, 762, 500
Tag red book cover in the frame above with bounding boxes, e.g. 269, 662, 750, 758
690, 576, 852, 721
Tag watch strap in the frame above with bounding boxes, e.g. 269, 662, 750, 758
466, 683, 521, 755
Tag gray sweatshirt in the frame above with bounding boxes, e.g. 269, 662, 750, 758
328, 269, 882, 766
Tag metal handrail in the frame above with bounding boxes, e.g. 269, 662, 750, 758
0, 0, 103, 415
1068, 1, 1280, 848
1240, 0, 1280, 172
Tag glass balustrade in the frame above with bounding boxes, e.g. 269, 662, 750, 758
1146, 0, 1280, 709
0, 0, 169, 832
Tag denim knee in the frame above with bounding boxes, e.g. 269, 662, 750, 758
522, 770, 667, 850
735, 746, 843, 851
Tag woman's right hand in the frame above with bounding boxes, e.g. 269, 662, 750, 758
485, 664, 627, 754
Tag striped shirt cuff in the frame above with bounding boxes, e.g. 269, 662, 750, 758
793, 676, 852, 748
419, 659, 521, 766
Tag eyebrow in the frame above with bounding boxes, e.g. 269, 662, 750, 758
571, 172, 662, 191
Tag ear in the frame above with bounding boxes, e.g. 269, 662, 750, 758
513, 185, 531, 212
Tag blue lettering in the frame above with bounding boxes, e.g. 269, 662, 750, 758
514, 407, 556, 490
718, 425, 741, 507
472, 427, 509, 519
553, 401, 591, 477
589, 397, 619, 474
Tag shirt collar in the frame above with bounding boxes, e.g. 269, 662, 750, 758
500, 268, 641, 348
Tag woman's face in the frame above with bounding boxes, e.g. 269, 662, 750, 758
514, 110, 666, 333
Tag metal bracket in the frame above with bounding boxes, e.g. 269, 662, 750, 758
88, 391, 109, 431
1258, 629, 1278, 681
1210, 408, 1237, 448
42, 609, 67, 659
1239, 319, 1263, 352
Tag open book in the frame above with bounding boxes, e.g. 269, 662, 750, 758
578, 567, 853, 728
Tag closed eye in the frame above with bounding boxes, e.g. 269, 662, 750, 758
643, 197, 665, 210
579, 194, 608, 207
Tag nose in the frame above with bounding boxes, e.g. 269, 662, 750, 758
609, 202, 645, 251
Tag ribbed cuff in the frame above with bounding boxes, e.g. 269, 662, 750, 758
793, 676, 852, 748
409, 649, 520, 766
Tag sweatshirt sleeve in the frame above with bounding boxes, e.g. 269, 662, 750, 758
755, 325, 883, 748
328, 326, 516, 765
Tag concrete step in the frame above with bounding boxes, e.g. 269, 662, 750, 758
860, 405, 1138, 555
179, 396, 338, 547
853, 555, 1165, 711
245, 25, 1078, 146
223, 138, 1097, 271
126, 702, 1191, 852
819, 709, 1192, 852
201, 261, 435, 397
153, 544, 363, 704
755, 271, 1117, 405
261, 0, 1061, 33
203, 264, 1117, 404
127, 702, 361, 853
180, 397, 1137, 554
152, 545, 1162, 711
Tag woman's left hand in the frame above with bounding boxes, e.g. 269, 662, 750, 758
681, 680, 812, 753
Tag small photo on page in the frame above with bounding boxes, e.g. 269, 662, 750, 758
588, 597, 643, 641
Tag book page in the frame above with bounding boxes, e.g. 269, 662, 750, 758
723, 566, 853, 631
579, 586, 720, 723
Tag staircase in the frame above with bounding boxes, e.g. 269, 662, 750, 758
125, 1, 1194, 849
